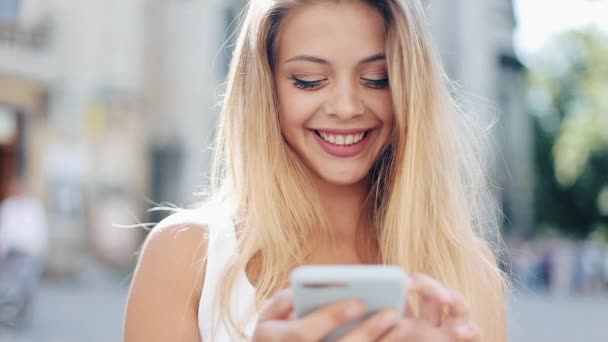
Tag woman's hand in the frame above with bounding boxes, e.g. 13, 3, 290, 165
251, 289, 400, 341
252, 273, 480, 341
381, 273, 480, 341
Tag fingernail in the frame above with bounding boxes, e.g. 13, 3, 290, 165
344, 300, 365, 319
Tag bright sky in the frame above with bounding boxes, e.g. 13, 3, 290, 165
514, 0, 608, 61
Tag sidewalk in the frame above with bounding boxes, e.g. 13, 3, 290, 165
0, 259, 130, 342
508, 291, 608, 342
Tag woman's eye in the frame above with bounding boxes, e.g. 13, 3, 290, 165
291, 76, 325, 90
362, 77, 389, 89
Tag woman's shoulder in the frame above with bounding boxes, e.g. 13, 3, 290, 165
125, 206, 220, 340
145, 208, 210, 256
153, 203, 228, 229
141, 202, 235, 263
141, 208, 209, 258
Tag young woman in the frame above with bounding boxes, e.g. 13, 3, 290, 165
124, 0, 508, 341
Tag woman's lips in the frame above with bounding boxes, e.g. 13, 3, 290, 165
311, 129, 373, 158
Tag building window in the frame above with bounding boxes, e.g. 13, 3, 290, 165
0, 0, 19, 23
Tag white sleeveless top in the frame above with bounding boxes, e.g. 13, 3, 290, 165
196, 206, 259, 341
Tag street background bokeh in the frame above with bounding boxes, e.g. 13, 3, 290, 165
0, 0, 607, 341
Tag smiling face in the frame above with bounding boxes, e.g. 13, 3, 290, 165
274, 0, 394, 187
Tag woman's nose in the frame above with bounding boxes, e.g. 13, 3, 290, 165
325, 80, 365, 119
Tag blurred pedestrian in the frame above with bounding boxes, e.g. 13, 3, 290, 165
603, 245, 608, 292
0, 175, 48, 329
579, 240, 604, 294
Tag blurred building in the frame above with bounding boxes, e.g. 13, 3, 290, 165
0, 0, 150, 273
142, 0, 243, 209
426, 0, 533, 235
0, 0, 245, 273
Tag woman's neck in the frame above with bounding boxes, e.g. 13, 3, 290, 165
244, 175, 378, 287
313, 175, 372, 243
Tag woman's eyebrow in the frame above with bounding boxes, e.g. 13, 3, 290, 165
359, 53, 385, 64
284, 55, 329, 64
283, 53, 385, 65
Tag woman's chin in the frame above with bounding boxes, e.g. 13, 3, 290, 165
314, 169, 369, 188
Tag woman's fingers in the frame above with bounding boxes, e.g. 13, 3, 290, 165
257, 275, 476, 341
259, 288, 294, 321
444, 287, 469, 321
290, 299, 367, 341
404, 303, 415, 318
408, 273, 471, 327
442, 320, 482, 341
256, 294, 368, 341
442, 289, 477, 341
380, 318, 481, 342
408, 273, 450, 325
336, 310, 399, 342
380, 319, 444, 341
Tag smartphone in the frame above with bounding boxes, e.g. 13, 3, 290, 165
290, 265, 408, 341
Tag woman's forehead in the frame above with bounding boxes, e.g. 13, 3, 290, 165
276, 1, 386, 65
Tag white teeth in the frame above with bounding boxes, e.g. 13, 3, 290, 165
354, 133, 364, 143
318, 131, 367, 146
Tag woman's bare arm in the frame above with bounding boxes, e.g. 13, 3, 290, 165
124, 216, 208, 342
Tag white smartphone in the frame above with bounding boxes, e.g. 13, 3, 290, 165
290, 265, 408, 341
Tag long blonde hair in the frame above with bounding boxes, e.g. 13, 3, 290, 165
209, 0, 507, 340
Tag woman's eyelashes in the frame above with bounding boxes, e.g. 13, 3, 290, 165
290, 75, 389, 90
362, 77, 389, 89
291, 76, 325, 90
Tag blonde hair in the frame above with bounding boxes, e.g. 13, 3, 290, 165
208, 0, 507, 340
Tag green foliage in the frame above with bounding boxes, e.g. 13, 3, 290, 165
529, 29, 608, 238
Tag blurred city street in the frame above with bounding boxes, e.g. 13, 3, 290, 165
1, 0, 607, 341
0, 259, 130, 342
508, 292, 608, 341
1, 264, 608, 342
